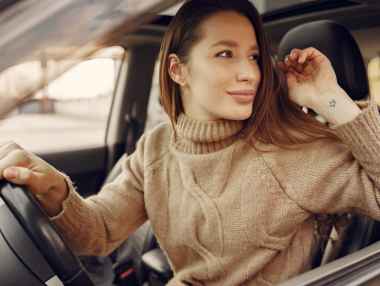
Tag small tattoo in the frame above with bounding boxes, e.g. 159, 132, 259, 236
329, 99, 336, 108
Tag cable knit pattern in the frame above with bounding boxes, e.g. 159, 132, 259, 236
51, 103, 380, 286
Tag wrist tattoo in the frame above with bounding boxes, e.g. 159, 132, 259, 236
329, 99, 337, 108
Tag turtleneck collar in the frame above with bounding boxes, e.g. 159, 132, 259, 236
171, 113, 243, 154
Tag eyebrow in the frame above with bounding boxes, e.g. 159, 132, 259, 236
211, 40, 258, 51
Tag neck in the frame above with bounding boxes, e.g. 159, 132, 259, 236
171, 113, 243, 154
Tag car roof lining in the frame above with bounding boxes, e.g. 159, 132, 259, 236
135, 2, 380, 57
150, 1, 380, 36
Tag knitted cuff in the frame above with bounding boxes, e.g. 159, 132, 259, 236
333, 102, 380, 161
49, 172, 84, 221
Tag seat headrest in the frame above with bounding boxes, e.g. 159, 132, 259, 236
278, 20, 369, 101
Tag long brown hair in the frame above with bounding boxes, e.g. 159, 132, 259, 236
159, 0, 338, 149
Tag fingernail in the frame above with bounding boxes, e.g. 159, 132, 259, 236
4, 168, 18, 179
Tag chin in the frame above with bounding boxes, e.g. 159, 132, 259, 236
225, 109, 252, 121
237, 107, 254, 120
234, 114, 252, 121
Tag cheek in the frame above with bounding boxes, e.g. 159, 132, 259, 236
193, 60, 231, 83
189, 71, 225, 98
257, 68, 262, 84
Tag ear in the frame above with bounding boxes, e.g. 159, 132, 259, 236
168, 54, 187, 86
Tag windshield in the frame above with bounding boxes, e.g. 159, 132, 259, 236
0, 0, 181, 72
0, 0, 181, 117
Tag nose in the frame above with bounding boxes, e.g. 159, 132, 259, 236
236, 60, 259, 83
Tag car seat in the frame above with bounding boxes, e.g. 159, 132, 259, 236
277, 19, 374, 267
79, 154, 170, 286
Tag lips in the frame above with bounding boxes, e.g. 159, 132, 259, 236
227, 90, 256, 103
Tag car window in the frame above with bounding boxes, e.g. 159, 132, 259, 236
0, 0, 181, 73
0, 46, 125, 153
368, 56, 380, 103
145, 60, 169, 131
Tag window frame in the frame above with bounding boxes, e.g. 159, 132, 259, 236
279, 240, 380, 286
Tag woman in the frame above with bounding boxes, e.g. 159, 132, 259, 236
1, 0, 379, 285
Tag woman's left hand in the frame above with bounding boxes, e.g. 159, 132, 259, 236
279, 47, 361, 125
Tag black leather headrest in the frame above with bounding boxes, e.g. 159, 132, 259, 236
278, 20, 369, 101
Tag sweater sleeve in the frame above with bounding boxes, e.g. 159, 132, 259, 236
50, 135, 148, 256
263, 102, 380, 219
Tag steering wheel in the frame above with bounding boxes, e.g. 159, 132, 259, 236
0, 180, 94, 286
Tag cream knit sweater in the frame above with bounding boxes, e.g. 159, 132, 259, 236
52, 103, 380, 286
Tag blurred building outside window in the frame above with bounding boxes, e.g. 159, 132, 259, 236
368, 55, 380, 103
0, 46, 125, 153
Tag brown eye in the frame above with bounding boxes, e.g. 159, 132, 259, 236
249, 53, 260, 61
216, 50, 233, 58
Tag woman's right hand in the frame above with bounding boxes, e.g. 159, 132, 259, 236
0, 141, 69, 216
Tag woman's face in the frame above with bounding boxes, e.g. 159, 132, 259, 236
179, 11, 262, 121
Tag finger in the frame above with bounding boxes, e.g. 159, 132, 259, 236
298, 51, 308, 64
279, 61, 298, 77
3, 166, 48, 195
277, 61, 288, 72
293, 62, 305, 74
299, 48, 316, 64
289, 53, 316, 76
284, 55, 290, 67
288, 66, 309, 82
3, 167, 46, 196
284, 56, 299, 72
0, 149, 30, 179
0, 141, 20, 160
288, 66, 302, 76
290, 49, 302, 62
281, 58, 307, 80
3, 167, 32, 184
303, 62, 315, 76
0, 140, 15, 147
0, 141, 14, 149
286, 51, 307, 73
286, 71, 298, 87
298, 47, 325, 65
295, 56, 320, 78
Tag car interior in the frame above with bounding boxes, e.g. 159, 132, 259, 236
0, 0, 380, 286
106, 17, 377, 286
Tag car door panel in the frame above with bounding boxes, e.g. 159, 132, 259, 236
38, 147, 107, 197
